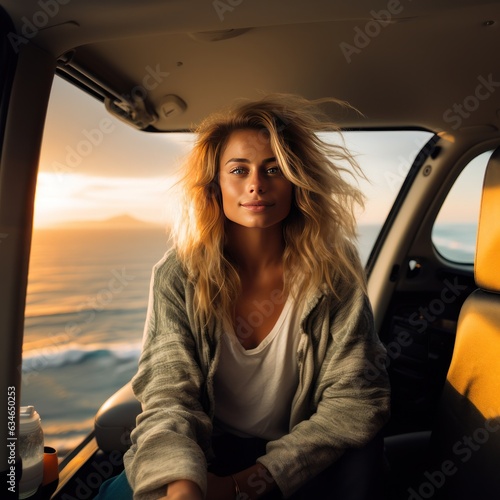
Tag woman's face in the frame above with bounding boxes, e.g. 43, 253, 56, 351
219, 128, 293, 230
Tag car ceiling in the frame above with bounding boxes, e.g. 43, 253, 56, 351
2, 0, 500, 133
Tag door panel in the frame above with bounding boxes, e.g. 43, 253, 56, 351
380, 267, 476, 435
378, 150, 492, 436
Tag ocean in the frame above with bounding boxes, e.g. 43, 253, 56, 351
21, 223, 476, 458
21, 227, 170, 457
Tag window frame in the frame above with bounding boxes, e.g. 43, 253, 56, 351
431, 149, 493, 265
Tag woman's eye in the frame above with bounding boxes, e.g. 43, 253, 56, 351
267, 166, 281, 174
230, 167, 246, 175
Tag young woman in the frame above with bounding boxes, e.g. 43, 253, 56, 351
96, 94, 390, 500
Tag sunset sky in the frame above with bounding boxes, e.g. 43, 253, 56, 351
33, 77, 482, 229
35, 77, 194, 228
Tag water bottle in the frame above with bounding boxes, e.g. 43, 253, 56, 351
19, 406, 44, 499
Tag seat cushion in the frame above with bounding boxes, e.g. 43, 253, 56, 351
94, 382, 142, 452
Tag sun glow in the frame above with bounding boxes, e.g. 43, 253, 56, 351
33, 172, 181, 229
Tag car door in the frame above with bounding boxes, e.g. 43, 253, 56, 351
374, 146, 495, 436
0, 6, 55, 490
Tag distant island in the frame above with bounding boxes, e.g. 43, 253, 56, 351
50, 214, 165, 230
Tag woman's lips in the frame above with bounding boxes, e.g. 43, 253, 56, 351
240, 201, 273, 212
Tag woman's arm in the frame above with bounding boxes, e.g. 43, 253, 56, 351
123, 253, 213, 499
257, 289, 391, 498
157, 464, 278, 500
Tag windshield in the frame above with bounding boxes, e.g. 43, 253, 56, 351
23, 76, 434, 458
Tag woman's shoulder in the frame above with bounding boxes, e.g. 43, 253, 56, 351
151, 248, 189, 290
153, 247, 182, 270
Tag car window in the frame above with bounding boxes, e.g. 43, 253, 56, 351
339, 130, 433, 263
23, 77, 189, 458
432, 150, 492, 263
22, 76, 433, 457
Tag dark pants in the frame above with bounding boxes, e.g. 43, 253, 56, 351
95, 433, 386, 499
210, 432, 386, 499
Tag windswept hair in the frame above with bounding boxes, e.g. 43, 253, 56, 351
172, 93, 366, 324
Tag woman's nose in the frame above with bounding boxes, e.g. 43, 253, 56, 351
248, 171, 265, 193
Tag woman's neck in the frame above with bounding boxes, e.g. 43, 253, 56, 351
225, 222, 285, 273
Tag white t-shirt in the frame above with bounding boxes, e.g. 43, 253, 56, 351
213, 296, 302, 441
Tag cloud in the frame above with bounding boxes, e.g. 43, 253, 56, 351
34, 173, 181, 228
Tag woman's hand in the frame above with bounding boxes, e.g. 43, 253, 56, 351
206, 472, 236, 500
158, 473, 235, 500
159, 479, 203, 500
206, 465, 277, 500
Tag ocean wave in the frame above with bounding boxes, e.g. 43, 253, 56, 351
432, 235, 476, 254
22, 342, 142, 373
24, 305, 147, 321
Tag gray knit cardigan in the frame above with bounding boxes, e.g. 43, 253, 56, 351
123, 250, 390, 499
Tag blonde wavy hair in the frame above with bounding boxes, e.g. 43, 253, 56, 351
172, 94, 366, 324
